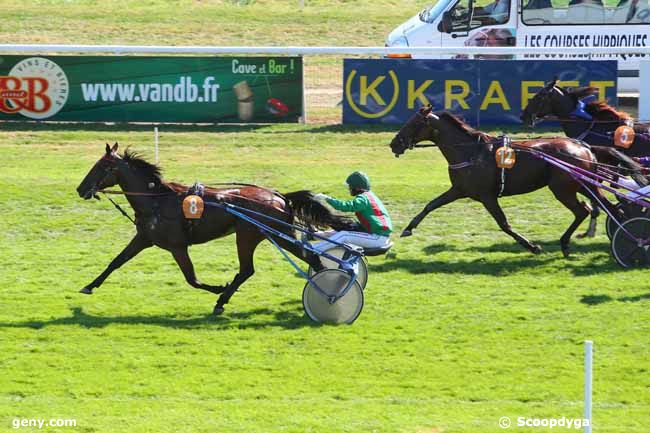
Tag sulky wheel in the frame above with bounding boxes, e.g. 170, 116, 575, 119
606, 203, 647, 240
308, 246, 368, 290
610, 217, 650, 268
302, 269, 364, 324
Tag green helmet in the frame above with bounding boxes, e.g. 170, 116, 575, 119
346, 171, 371, 191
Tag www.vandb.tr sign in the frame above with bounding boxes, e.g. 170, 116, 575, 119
0, 56, 303, 123
343, 58, 618, 126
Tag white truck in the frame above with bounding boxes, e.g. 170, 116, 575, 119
385, 0, 649, 92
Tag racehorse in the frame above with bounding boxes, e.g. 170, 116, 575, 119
521, 79, 650, 157
76, 143, 351, 315
389, 106, 614, 257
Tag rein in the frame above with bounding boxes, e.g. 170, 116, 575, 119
99, 184, 292, 225
539, 115, 630, 125
98, 189, 173, 196
411, 137, 645, 175
104, 193, 135, 225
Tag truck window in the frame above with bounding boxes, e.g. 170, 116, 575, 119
441, 0, 511, 32
473, 0, 511, 24
522, 0, 650, 25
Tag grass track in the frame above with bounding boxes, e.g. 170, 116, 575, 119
1, 125, 649, 433
1, 1, 649, 432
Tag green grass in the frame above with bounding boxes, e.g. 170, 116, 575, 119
2, 0, 422, 47
0, 124, 648, 433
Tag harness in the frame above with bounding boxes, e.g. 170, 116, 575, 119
569, 94, 597, 121
448, 161, 474, 170
443, 135, 511, 197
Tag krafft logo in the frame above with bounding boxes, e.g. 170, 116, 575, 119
345, 69, 399, 118
0, 57, 69, 119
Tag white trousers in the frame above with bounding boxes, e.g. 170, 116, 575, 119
617, 177, 650, 200
313, 230, 390, 253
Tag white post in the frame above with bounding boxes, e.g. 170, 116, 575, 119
301, 55, 306, 124
154, 126, 159, 164
584, 340, 593, 433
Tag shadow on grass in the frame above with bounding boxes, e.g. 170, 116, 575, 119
0, 303, 324, 331
580, 293, 650, 305
373, 240, 620, 276
422, 239, 611, 256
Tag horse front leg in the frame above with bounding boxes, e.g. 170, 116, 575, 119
401, 187, 465, 237
171, 248, 227, 296
481, 197, 543, 254
80, 233, 152, 294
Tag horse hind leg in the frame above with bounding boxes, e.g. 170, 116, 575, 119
549, 185, 590, 258
213, 227, 265, 315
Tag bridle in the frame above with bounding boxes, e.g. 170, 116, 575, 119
85, 154, 122, 199
394, 111, 438, 155
524, 85, 558, 127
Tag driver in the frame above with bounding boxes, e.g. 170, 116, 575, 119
475, 0, 510, 24
313, 171, 392, 253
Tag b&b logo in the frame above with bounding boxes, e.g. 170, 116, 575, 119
0, 57, 69, 119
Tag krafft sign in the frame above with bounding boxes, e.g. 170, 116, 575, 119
342, 59, 617, 125
0, 56, 303, 123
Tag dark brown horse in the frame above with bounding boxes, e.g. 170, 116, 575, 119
77, 143, 350, 315
521, 79, 650, 157
390, 106, 612, 257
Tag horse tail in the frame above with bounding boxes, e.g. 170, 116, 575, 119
591, 146, 648, 186
283, 190, 355, 231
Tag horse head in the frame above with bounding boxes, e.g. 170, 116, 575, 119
390, 105, 440, 157
520, 78, 572, 127
77, 143, 123, 199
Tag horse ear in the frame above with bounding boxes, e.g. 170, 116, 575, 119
111, 142, 119, 153
546, 77, 557, 89
105, 143, 111, 154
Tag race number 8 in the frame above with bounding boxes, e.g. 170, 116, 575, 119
183, 195, 205, 219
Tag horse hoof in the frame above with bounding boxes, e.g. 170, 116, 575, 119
577, 231, 595, 239
531, 244, 543, 255
562, 248, 571, 258
213, 306, 225, 316
401, 229, 413, 238
79, 287, 93, 295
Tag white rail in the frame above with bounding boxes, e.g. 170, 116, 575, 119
0, 44, 649, 56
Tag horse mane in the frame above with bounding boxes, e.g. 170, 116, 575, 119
566, 86, 632, 121
439, 112, 494, 142
122, 148, 163, 182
